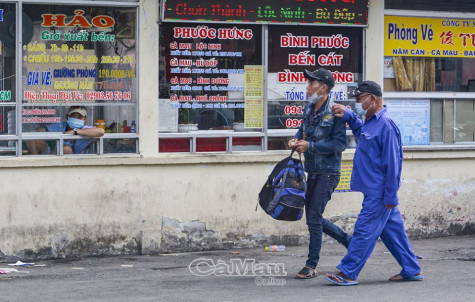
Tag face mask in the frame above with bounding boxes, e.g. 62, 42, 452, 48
307, 92, 322, 104
67, 117, 85, 129
355, 96, 371, 115
307, 82, 326, 104
354, 103, 367, 115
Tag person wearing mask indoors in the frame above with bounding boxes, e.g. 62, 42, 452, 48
288, 68, 351, 280
27, 106, 104, 155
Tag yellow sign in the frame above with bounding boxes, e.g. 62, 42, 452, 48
244, 65, 263, 99
244, 65, 263, 128
244, 99, 263, 128
335, 160, 353, 192
385, 16, 475, 58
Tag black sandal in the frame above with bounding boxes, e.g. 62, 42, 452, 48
295, 266, 317, 279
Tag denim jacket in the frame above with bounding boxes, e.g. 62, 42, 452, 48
294, 97, 347, 174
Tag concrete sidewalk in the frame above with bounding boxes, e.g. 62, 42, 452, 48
1, 235, 474, 302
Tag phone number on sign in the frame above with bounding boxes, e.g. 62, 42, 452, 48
284, 105, 303, 115
286, 119, 302, 128
85, 91, 132, 101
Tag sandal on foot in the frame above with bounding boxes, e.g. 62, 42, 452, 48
389, 272, 424, 281
324, 273, 358, 286
295, 266, 317, 279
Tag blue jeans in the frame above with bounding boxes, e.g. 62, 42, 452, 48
305, 173, 352, 269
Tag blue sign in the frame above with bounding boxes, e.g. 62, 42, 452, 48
386, 99, 430, 145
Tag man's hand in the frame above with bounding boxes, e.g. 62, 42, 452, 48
386, 204, 396, 210
287, 138, 297, 149
295, 140, 309, 154
331, 104, 346, 118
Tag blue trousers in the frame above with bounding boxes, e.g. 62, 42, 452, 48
337, 195, 422, 280
305, 174, 352, 269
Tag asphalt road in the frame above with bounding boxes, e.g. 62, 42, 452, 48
1, 235, 474, 302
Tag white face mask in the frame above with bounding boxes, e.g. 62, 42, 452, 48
307, 92, 322, 104
307, 83, 325, 104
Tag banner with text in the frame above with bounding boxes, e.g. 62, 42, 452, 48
163, 0, 369, 26
385, 16, 475, 58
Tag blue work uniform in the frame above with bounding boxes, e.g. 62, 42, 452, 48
294, 98, 351, 269
337, 106, 422, 280
46, 123, 93, 154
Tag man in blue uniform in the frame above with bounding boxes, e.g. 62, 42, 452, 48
326, 81, 423, 285
289, 68, 351, 279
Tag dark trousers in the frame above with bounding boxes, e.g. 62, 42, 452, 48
305, 173, 352, 269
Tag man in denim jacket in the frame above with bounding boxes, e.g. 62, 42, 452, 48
288, 68, 351, 279
326, 81, 423, 285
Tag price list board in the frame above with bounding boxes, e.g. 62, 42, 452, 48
244, 65, 263, 128
23, 9, 136, 105
161, 23, 261, 110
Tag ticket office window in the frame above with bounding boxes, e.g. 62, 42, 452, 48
0, 3, 18, 156
158, 22, 263, 153
383, 5, 475, 148
267, 25, 363, 150
21, 4, 138, 156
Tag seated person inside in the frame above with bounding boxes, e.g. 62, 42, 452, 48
27, 106, 105, 155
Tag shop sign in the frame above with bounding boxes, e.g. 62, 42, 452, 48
163, 0, 368, 26
276, 33, 354, 84
166, 24, 256, 109
23, 9, 135, 105
385, 16, 475, 58
268, 28, 358, 129
0, 9, 3, 22
41, 9, 115, 28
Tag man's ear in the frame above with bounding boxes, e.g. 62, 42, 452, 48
322, 83, 329, 93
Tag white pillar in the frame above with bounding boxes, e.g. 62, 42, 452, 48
138, 0, 159, 156
366, 0, 384, 84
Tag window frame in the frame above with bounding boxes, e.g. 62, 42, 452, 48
383, 6, 475, 149
0, 2, 20, 156
0, 0, 141, 157
158, 21, 366, 153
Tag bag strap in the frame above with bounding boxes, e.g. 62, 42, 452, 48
289, 148, 303, 164
289, 148, 297, 159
